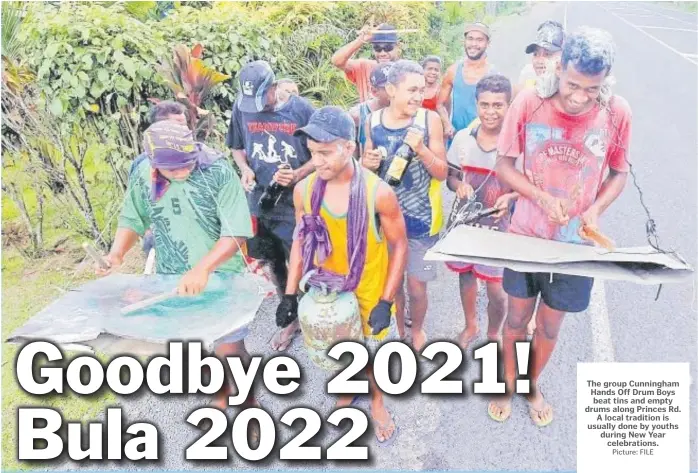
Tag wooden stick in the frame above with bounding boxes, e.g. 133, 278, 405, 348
361, 29, 420, 34
83, 242, 110, 270
121, 289, 178, 315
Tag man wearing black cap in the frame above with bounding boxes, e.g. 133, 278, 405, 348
331, 23, 402, 102
278, 106, 407, 445
349, 62, 393, 156
226, 60, 316, 352
438, 22, 496, 140
517, 20, 565, 95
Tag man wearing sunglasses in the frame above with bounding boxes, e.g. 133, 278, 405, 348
331, 23, 401, 102
437, 22, 496, 142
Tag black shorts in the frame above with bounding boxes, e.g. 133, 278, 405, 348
502, 268, 594, 313
246, 216, 293, 263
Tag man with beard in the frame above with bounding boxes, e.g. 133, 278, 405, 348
489, 28, 631, 427
332, 23, 401, 102
445, 74, 517, 350
362, 60, 447, 350
437, 22, 496, 141
517, 21, 566, 95
278, 106, 408, 444
227, 60, 315, 352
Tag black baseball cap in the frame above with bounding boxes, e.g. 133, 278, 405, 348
294, 106, 356, 143
237, 60, 275, 113
371, 23, 398, 44
370, 62, 393, 88
526, 22, 565, 54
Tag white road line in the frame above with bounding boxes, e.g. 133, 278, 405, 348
617, 12, 663, 18
636, 5, 697, 26
602, 6, 698, 65
589, 281, 615, 362
635, 25, 698, 33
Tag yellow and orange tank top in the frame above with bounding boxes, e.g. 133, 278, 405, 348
303, 169, 391, 339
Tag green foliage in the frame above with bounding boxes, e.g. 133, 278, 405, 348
1, 2, 28, 61
4, 0, 513, 256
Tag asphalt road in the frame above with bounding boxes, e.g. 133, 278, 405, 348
48, 2, 697, 471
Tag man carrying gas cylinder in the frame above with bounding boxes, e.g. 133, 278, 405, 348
275, 106, 408, 446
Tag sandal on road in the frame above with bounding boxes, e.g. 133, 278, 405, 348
269, 326, 300, 352
528, 392, 554, 427
487, 398, 512, 423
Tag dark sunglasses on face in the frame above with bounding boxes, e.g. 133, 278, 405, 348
373, 43, 394, 53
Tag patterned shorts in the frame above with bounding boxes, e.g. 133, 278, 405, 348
445, 261, 503, 282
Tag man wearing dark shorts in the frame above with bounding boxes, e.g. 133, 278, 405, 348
227, 60, 315, 351
491, 28, 632, 427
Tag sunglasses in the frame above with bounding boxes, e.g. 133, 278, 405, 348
373, 43, 395, 53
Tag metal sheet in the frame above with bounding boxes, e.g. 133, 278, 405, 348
7, 273, 271, 349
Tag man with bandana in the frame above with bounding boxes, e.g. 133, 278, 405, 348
96, 120, 258, 412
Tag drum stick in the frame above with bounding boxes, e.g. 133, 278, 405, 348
121, 289, 179, 315
83, 242, 110, 270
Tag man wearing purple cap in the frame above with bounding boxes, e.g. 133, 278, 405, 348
277, 106, 407, 445
332, 23, 402, 102
97, 120, 259, 411
227, 60, 316, 352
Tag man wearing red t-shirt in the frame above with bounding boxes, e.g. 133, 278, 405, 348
331, 23, 401, 102
490, 27, 632, 427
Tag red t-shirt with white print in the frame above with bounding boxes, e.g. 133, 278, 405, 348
497, 88, 632, 243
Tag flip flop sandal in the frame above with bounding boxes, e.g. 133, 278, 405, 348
374, 408, 398, 448
487, 399, 512, 423
528, 396, 554, 428
269, 327, 300, 352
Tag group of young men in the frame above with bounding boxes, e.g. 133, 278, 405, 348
97, 17, 632, 445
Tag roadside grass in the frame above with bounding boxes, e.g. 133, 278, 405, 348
1, 243, 145, 470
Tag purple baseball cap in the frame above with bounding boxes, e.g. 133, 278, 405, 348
143, 120, 203, 170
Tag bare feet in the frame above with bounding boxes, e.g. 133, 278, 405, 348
371, 402, 396, 444
270, 319, 300, 351
527, 389, 553, 427
458, 325, 480, 350
411, 328, 427, 352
